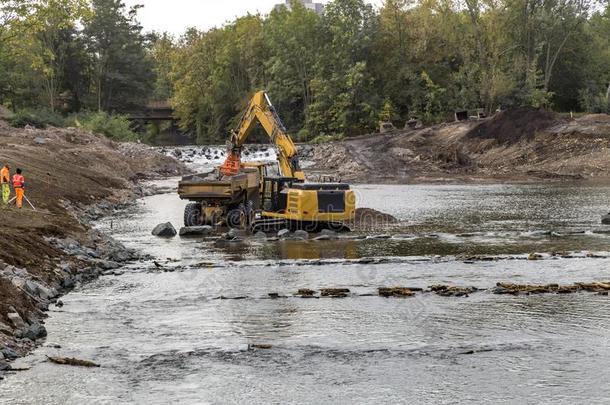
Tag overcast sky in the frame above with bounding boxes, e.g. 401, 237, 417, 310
123, 0, 384, 36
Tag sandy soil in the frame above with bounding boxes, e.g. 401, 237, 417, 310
306, 109, 610, 184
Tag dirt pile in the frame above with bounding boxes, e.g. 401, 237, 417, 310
307, 110, 610, 183
0, 121, 186, 367
466, 107, 559, 144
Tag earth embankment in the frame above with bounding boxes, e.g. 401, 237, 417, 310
0, 120, 186, 365
305, 109, 610, 183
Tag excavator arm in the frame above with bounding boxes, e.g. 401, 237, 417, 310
220, 91, 305, 181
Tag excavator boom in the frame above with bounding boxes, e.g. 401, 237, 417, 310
220, 91, 305, 180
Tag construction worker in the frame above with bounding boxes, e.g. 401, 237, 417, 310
0, 164, 10, 205
12, 168, 25, 209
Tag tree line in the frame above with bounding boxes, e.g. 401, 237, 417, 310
1, 0, 609, 144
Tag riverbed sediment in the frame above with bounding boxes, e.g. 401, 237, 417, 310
0, 120, 186, 376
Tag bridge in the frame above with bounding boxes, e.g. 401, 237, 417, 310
128, 100, 176, 122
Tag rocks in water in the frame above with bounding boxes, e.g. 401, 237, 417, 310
47, 356, 100, 368
320, 288, 350, 298
179, 225, 213, 237
296, 288, 316, 298
252, 231, 267, 241
490, 281, 610, 295
378, 287, 414, 297
430, 285, 477, 297
602, 213, 610, 225
278, 229, 291, 239
528, 253, 543, 261
0, 359, 10, 371
292, 230, 309, 240
249, 344, 272, 350
33, 137, 47, 145
23, 323, 47, 341
152, 222, 177, 237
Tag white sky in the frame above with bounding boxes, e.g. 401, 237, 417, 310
124, 0, 384, 36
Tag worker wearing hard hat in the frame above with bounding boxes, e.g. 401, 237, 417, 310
12, 168, 25, 209
0, 164, 10, 205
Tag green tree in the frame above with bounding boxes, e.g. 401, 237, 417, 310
84, 0, 153, 111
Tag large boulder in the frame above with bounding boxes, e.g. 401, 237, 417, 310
293, 230, 309, 240
152, 222, 177, 237
179, 226, 213, 237
24, 323, 47, 341
278, 229, 291, 239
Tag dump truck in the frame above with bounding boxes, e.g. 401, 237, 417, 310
178, 91, 356, 232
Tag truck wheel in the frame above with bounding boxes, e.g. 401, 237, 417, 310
184, 203, 203, 227
227, 205, 245, 229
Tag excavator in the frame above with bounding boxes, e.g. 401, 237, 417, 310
178, 90, 356, 232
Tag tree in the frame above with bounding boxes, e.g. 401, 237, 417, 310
84, 0, 153, 112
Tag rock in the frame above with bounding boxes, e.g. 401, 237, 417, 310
320, 288, 350, 298
319, 229, 338, 239
379, 287, 414, 297
33, 137, 46, 145
61, 277, 75, 289
55, 300, 64, 308
7, 312, 26, 329
293, 230, 309, 240
278, 229, 292, 239
152, 222, 177, 237
0, 360, 10, 371
313, 235, 331, 241
602, 213, 610, 225
297, 288, 316, 297
179, 225, 213, 237
24, 323, 47, 340
252, 231, 267, 241
0, 322, 13, 335
2, 347, 18, 360
98, 260, 121, 270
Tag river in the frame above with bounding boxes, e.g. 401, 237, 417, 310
2, 179, 610, 404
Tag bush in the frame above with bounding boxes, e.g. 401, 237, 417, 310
70, 111, 137, 141
309, 133, 345, 144
9, 109, 65, 129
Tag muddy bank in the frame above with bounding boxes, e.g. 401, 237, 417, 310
305, 110, 610, 184
0, 120, 186, 375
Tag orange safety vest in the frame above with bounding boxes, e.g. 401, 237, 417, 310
12, 174, 24, 188
0, 167, 9, 184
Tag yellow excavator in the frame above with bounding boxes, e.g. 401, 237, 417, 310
178, 90, 356, 232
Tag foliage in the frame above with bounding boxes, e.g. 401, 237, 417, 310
1, 0, 610, 144
9, 108, 65, 128
70, 111, 137, 141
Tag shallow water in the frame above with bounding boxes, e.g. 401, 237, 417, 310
3, 182, 610, 404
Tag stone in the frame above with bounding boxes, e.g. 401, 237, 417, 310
320, 229, 338, 238
7, 312, 26, 329
55, 300, 64, 308
602, 214, 610, 225
152, 222, 177, 237
24, 323, 47, 340
320, 288, 350, 298
379, 287, 414, 298
278, 229, 291, 239
33, 137, 46, 145
2, 347, 18, 360
0, 360, 10, 371
62, 277, 75, 289
98, 260, 121, 270
313, 235, 331, 241
292, 230, 309, 240
179, 226, 213, 237
0, 321, 13, 335
252, 231, 267, 241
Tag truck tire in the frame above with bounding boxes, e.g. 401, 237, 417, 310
184, 203, 203, 227
227, 203, 246, 229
